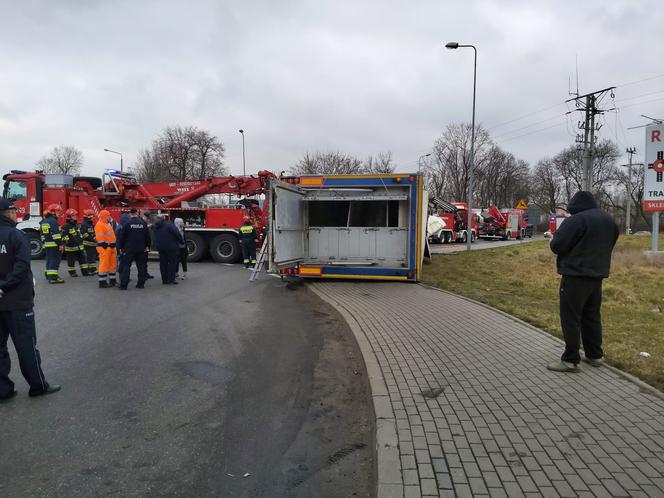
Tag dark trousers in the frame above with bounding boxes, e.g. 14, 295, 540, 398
84, 245, 98, 268
45, 247, 61, 280
240, 238, 256, 267
65, 250, 87, 275
560, 275, 604, 364
0, 309, 48, 397
158, 250, 178, 283
177, 247, 188, 274
120, 251, 148, 287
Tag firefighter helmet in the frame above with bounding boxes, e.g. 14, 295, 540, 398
99, 209, 111, 220
45, 204, 61, 215
243, 215, 251, 222
65, 208, 77, 219
83, 209, 94, 217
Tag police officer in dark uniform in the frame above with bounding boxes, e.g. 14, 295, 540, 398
0, 199, 60, 401
239, 215, 257, 268
117, 208, 151, 290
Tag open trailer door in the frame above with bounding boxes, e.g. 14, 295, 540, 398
268, 179, 306, 272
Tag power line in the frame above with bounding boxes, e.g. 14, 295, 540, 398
615, 73, 664, 88
492, 113, 566, 139
495, 121, 565, 142
487, 102, 565, 131
615, 96, 664, 111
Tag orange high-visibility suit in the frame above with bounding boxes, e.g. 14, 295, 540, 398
95, 211, 117, 287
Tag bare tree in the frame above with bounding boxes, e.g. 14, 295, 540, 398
291, 151, 364, 175
37, 145, 83, 175
364, 151, 395, 173
530, 158, 564, 213
552, 140, 620, 210
134, 126, 227, 182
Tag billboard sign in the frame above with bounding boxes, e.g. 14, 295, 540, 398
644, 125, 664, 212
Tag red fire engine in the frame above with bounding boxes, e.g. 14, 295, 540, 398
2, 169, 275, 262
478, 206, 529, 240
428, 198, 477, 243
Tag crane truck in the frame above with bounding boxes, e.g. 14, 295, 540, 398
478, 206, 530, 240
427, 198, 477, 244
2, 169, 275, 263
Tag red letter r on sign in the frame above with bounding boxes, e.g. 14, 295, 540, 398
652, 130, 662, 142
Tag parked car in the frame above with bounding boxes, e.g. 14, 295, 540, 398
543, 230, 552, 239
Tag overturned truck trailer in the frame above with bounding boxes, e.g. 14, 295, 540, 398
268, 173, 428, 282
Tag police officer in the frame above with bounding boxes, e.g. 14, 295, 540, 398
239, 215, 257, 268
40, 204, 64, 284
80, 209, 98, 274
117, 208, 151, 290
62, 208, 90, 277
0, 199, 61, 401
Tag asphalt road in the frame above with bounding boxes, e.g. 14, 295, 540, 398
0, 260, 374, 497
429, 234, 545, 254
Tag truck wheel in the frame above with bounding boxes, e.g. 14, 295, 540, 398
443, 232, 451, 244
505, 231, 511, 241
461, 231, 468, 243
210, 234, 241, 264
26, 232, 45, 259
186, 233, 207, 262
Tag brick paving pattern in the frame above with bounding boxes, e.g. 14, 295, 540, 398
312, 282, 664, 498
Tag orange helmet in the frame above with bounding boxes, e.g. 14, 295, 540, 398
65, 208, 77, 219
83, 209, 94, 217
45, 204, 61, 215
99, 210, 111, 220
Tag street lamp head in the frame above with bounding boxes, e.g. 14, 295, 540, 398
239, 129, 244, 134
445, 42, 459, 49
103, 148, 110, 152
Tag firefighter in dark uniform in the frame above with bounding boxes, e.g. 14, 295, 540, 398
40, 203, 64, 284
62, 208, 91, 277
80, 209, 98, 274
117, 208, 151, 290
239, 215, 257, 268
0, 199, 61, 401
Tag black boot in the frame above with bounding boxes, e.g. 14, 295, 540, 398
99, 281, 110, 288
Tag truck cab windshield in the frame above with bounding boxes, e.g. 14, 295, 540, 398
3, 180, 27, 201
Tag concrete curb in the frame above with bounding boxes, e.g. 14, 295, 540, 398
309, 284, 403, 498
418, 282, 664, 402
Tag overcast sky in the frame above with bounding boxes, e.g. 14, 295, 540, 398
1, 0, 662, 178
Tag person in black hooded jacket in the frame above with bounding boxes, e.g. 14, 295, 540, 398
547, 191, 619, 373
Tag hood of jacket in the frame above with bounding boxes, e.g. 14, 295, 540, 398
119, 213, 131, 226
567, 191, 598, 214
174, 218, 184, 229
0, 215, 16, 228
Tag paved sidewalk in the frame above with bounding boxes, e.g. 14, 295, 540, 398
311, 282, 664, 498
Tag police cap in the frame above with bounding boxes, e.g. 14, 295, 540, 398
0, 199, 17, 211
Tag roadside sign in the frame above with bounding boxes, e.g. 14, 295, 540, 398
644, 125, 664, 212
516, 199, 528, 209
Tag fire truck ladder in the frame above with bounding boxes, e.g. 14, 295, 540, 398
249, 235, 269, 282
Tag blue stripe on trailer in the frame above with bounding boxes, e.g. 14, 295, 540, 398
409, 181, 417, 273
321, 266, 410, 277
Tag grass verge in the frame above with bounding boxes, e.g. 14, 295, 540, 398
423, 235, 664, 390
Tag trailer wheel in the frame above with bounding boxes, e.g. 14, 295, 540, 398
186, 233, 207, 262
210, 234, 241, 264
461, 231, 468, 243
443, 232, 451, 244
26, 231, 45, 259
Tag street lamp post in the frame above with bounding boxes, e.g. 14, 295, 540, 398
445, 41, 477, 252
418, 153, 432, 174
103, 148, 123, 173
239, 129, 246, 176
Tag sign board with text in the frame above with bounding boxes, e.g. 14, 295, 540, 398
645, 125, 664, 212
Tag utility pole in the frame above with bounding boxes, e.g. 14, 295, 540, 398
566, 86, 615, 191
625, 147, 636, 235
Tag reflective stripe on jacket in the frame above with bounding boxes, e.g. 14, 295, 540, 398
40, 215, 62, 248
95, 221, 116, 246
62, 220, 84, 252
